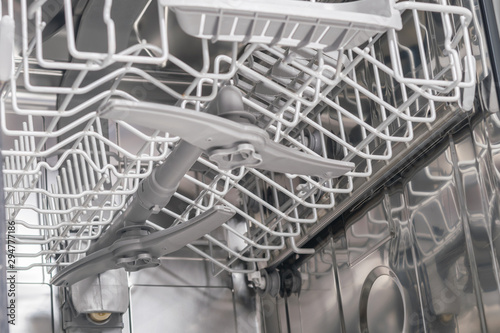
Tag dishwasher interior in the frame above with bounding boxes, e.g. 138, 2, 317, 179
1, 0, 499, 332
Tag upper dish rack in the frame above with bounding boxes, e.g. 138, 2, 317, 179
0, 0, 481, 279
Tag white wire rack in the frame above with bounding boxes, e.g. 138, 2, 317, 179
0, 0, 482, 277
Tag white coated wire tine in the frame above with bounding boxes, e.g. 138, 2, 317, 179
56, 174, 68, 223
61, 166, 73, 221
19, 126, 28, 186
89, 125, 102, 172
4, 156, 11, 191
17, 138, 27, 190
13, 140, 22, 185
71, 153, 84, 205
65, 159, 79, 217
28, 115, 36, 150
77, 143, 90, 193
49, 186, 59, 228
83, 134, 97, 189
96, 122, 111, 183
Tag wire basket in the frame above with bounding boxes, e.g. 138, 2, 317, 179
162, 0, 402, 50
0, 0, 481, 279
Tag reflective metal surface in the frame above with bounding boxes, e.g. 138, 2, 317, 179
296, 242, 344, 333
10, 284, 54, 333
270, 110, 500, 332
125, 257, 256, 333
129, 286, 235, 332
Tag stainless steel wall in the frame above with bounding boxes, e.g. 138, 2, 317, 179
123, 255, 262, 333
265, 111, 500, 333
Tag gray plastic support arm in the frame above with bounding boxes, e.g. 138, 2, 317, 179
99, 99, 354, 179
51, 205, 235, 286
88, 87, 241, 254
87, 140, 202, 254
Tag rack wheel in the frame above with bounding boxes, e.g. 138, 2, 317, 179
256, 269, 281, 298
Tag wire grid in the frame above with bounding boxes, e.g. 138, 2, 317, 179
0, 0, 478, 276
